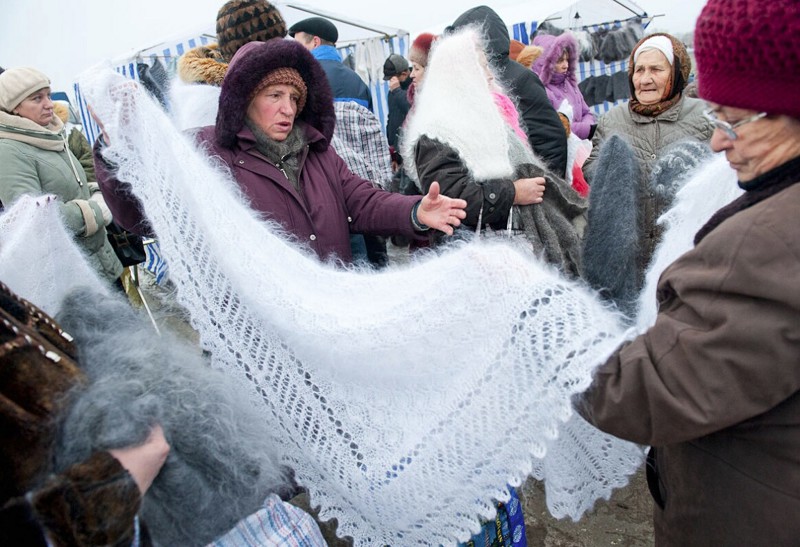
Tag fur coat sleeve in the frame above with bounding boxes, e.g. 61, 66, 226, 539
0, 452, 145, 547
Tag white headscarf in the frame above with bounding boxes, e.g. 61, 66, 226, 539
633, 35, 674, 65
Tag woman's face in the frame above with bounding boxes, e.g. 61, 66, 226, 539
246, 84, 301, 142
476, 49, 494, 85
632, 49, 672, 105
554, 51, 569, 74
709, 104, 800, 182
14, 87, 54, 127
410, 62, 426, 88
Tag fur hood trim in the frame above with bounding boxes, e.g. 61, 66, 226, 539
533, 32, 579, 87
216, 39, 335, 151
177, 44, 228, 86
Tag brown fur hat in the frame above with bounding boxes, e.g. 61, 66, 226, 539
53, 101, 70, 124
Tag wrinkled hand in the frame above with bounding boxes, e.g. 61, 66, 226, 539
417, 181, 467, 235
389, 76, 401, 91
513, 177, 546, 205
109, 424, 170, 495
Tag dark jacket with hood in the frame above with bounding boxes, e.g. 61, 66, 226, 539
386, 77, 412, 148
97, 40, 423, 263
450, 6, 568, 177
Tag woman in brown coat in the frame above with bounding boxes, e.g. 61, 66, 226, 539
576, 0, 800, 544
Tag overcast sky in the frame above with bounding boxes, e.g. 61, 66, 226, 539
2, 0, 707, 95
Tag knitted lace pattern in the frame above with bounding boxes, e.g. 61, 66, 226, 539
4, 67, 658, 546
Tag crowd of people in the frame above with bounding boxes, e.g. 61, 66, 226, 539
0, 0, 798, 544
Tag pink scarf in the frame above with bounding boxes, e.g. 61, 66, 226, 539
492, 91, 528, 144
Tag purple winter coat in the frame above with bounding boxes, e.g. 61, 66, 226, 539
97, 39, 425, 263
532, 33, 595, 139
95, 122, 423, 263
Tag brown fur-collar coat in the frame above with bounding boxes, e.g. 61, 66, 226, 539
0, 282, 144, 546
177, 44, 228, 86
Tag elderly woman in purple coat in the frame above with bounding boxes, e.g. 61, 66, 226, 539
532, 32, 595, 140
95, 39, 466, 264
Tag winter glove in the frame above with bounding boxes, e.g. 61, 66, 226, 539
89, 192, 113, 226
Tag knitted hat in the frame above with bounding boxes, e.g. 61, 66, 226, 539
288, 17, 339, 44
217, 40, 335, 150
215, 0, 287, 63
0, 67, 50, 113
627, 33, 691, 101
251, 67, 308, 113
383, 54, 409, 80
695, 0, 800, 117
409, 33, 436, 67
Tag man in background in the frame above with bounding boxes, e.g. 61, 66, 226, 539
383, 53, 412, 150
289, 17, 393, 268
289, 17, 373, 110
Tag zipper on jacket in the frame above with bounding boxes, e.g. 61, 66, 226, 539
62, 133, 83, 186
275, 153, 291, 179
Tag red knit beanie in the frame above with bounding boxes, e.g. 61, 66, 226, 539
695, 0, 800, 117
409, 33, 436, 67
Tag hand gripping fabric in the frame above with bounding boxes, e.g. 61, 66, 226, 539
69, 67, 645, 545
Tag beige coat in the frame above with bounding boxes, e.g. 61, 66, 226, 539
578, 178, 800, 545
585, 96, 713, 179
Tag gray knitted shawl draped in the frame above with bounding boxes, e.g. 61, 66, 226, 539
505, 127, 586, 277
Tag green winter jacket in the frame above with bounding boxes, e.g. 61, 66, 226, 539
0, 112, 122, 283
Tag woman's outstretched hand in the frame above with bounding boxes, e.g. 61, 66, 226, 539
417, 181, 468, 235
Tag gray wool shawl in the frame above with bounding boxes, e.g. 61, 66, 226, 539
582, 136, 712, 317
54, 288, 290, 546
505, 128, 586, 277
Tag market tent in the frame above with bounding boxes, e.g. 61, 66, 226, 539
74, 1, 409, 142
506, 0, 655, 115
410, 0, 654, 117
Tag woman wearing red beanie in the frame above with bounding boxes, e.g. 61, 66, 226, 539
574, 0, 800, 544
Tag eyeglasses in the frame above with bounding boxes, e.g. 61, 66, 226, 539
703, 108, 767, 140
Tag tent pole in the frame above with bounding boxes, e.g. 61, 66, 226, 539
610, 0, 645, 18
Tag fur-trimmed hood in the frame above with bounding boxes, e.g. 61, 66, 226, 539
533, 32, 579, 87
216, 39, 335, 151
177, 44, 228, 86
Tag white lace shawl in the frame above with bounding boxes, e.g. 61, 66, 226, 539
1, 62, 733, 545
